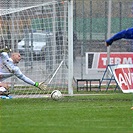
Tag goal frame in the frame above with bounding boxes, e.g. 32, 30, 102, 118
0, 0, 74, 97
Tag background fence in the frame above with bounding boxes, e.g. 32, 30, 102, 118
73, 0, 133, 81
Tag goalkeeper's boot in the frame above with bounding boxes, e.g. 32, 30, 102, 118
0, 90, 10, 96
0, 46, 12, 53
1, 95, 12, 99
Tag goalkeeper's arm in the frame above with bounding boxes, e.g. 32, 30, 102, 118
17, 74, 46, 90
14, 67, 46, 90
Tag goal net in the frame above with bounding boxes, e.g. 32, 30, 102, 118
0, 0, 70, 98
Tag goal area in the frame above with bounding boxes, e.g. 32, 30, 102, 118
0, 0, 73, 98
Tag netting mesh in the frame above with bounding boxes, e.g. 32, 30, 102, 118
0, 0, 69, 97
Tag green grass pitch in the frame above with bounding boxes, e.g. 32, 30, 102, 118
0, 93, 133, 133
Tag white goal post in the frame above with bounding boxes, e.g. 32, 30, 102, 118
0, 0, 73, 97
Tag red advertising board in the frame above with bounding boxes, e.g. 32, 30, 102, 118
86, 52, 133, 70
113, 64, 133, 93
98, 53, 133, 69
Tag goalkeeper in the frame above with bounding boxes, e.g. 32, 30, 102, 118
0, 48, 45, 96
105, 27, 133, 46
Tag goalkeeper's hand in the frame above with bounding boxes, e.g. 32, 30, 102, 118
34, 82, 47, 90
0, 46, 12, 53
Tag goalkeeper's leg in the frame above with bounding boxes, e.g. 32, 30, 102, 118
0, 87, 10, 96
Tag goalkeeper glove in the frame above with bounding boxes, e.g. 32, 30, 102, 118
0, 46, 11, 53
34, 82, 47, 90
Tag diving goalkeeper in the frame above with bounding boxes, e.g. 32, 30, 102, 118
0, 48, 45, 96
105, 27, 133, 46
